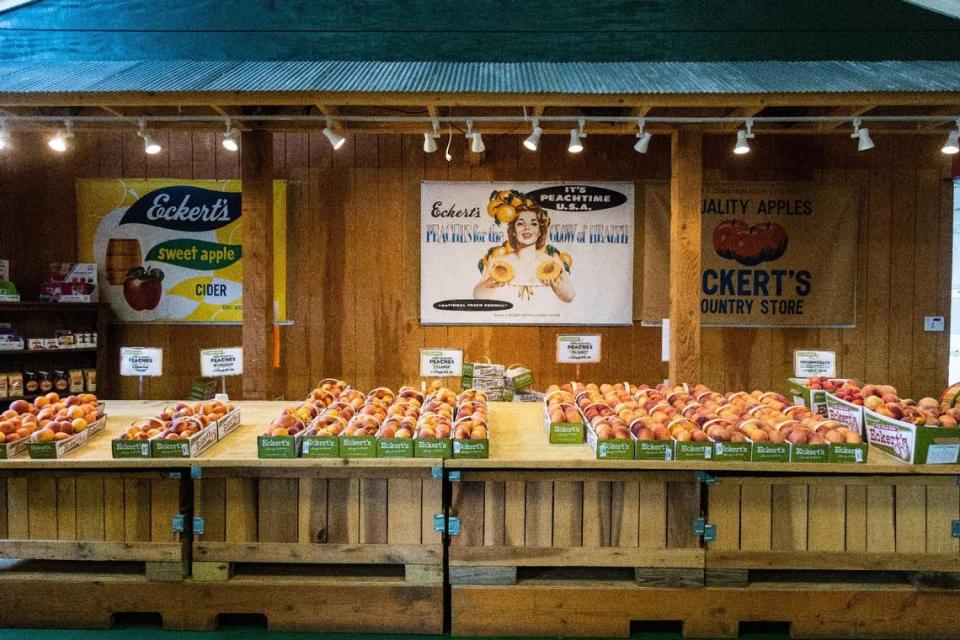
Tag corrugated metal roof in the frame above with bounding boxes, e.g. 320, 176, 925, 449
1, 60, 960, 94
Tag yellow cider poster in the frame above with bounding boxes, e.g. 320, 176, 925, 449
77, 179, 287, 323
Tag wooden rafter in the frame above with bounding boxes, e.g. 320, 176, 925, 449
789, 105, 874, 130
918, 105, 960, 129
719, 106, 765, 131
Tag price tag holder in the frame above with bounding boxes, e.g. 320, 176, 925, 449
557, 335, 601, 364
201, 347, 243, 394
121, 347, 163, 400
420, 349, 464, 377
793, 349, 836, 378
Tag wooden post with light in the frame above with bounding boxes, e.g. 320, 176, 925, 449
240, 129, 274, 400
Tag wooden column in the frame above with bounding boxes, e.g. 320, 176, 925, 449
669, 128, 703, 383
241, 130, 274, 400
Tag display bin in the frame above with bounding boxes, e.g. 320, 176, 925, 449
189, 462, 444, 633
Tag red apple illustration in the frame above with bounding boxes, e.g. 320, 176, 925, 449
123, 266, 164, 311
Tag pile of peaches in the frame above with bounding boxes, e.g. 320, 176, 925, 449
544, 384, 586, 425
376, 386, 424, 439
454, 389, 489, 441
118, 400, 233, 442
826, 379, 959, 428
1, 393, 102, 444
416, 387, 456, 440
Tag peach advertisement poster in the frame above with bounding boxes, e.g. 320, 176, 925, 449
421, 181, 634, 326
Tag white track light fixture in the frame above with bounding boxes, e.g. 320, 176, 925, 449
851, 118, 874, 152
423, 119, 440, 153
48, 120, 73, 153
322, 120, 346, 150
138, 118, 161, 155
222, 120, 239, 152
568, 118, 585, 153
733, 118, 755, 155
523, 118, 543, 151
0, 122, 8, 151
942, 120, 960, 155
634, 119, 652, 153
465, 120, 485, 153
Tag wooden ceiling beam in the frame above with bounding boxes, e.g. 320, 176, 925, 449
918, 105, 960, 129
3, 91, 960, 110
790, 105, 875, 131
719, 106, 765, 131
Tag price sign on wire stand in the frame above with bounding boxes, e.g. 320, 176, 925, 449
556, 334, 601, 381
201, 347, 243, 394
420, 348, 464, 377
793, 349, 837, 378
120, 347, 163, 400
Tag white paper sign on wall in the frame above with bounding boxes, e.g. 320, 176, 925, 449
120, 347, 163, 377
793, 349, 837, 378
201, 347, 244, 377
420, 349, 464, 377
556, 335, 602, 363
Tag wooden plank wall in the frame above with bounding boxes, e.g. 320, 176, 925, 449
0, 131, 951, 399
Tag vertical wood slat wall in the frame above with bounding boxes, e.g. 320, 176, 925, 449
0, 131, 951, 399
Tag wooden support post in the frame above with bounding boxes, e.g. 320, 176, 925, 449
669, 128, 703, 383
241, 129, 274, 400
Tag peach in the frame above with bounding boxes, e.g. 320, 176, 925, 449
52, 432, 69, 441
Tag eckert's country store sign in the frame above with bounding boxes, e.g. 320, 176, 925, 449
643, 182, 859, 327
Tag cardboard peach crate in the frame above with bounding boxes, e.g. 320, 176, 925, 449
110, 407, 241, 459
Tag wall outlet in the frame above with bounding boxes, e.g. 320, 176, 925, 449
924, 316, 945, 332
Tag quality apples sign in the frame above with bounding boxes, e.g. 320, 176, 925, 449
421, 182, 634, 325
643, 182, 859, 327
76, 179, 287, 323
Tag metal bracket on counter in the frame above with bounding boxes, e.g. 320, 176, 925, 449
192, 516, 205, 535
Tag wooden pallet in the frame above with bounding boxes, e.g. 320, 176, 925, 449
192, 466, 444, 585
451, 579, 960, 638
0, 470, 188, 580
448, 470, 704, 587
704, 474, 960, 585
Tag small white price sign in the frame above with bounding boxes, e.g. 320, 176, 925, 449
201, 347, 244, 377
793, 349, 836, 378
556, 335, 601, 363
420, 349, 464, 377
120, 347, 163, 377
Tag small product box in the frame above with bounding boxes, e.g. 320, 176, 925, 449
863, 408, 959, 464
29, 411, 107, 459
84, 369, 97, 393
461, 362, 505, 379
27, 339, 44, 351
7, 372, 22, 398
0, 373, 7, 400
55, 331, 76, 350
504, 364, 534, 393
39, 263, 98, 303
585, 425, 635, 460
788, 442, 830, 463
543, 393, 585, 444
42, 338, 59, 350
68, 370, 84, 394
712, 439, 753, 462
674, 439, 714, 461
0, 327, 23, 351
751, 441, 790, 463
634, 438, 675, 461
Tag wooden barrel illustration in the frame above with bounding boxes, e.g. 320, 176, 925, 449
106, 238, 141, 285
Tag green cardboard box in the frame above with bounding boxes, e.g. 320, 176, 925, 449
828, 442, 869, 463
151, 421, 218, 458
28, 414, 107, 459
301, 435, 340, 458
712, 440, 752, 461
504, 366, 534, 392
414, 437, 453, 458
111, 439, 152, 458
825, 393, 865, 437
585, 426, 635, 460
377, 438, 415, 458
751, 441, 790, 462
0, 436, 34, 459
461, 362, 505, 378
786, 377, 828, 415
257, 433, 303, 459
674, 439, 714, 461
340, 435, 377, 458
542, 400, 585, 443
634, 439, 675, 461
788, 443, 829, 463
863, 408, 960, 464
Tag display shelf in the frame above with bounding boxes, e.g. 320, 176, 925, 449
0, 302, 104, 313
0, 347, 98, 355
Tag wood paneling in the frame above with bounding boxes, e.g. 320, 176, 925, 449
0, 132, 951, 398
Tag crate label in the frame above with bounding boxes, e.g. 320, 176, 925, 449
595, 439, 634, 460
925, 444, 960, 465
713, 441, 752, 461
301, 436, 339, 458
828, 443, 868, 464
452, 439, 489, 459
635, 440, 674, 461
549, 421, 585, 444
863, 409, 915, 463
340, 436, 377, 458
789, 443, 829, 463
215, 409, 241, 439
112, 439, 152, 458
377, 438, 415, 458
414, 438, 453, 459
675, 440, 714, 461
752, 442, 790, 463
826, 394, 864, 434
257, 435, 296, 459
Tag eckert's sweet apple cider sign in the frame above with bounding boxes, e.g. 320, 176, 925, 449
643, 182, 859, 327
77, 179, 287, 323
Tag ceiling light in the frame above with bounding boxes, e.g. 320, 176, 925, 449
0, 124, 8, 151
851, 118, 874, 152
465, 120, 485, 153
137, 118, 161, 155
222, 119, 239, 152
323, 120, 346, 150
423, 119, 440, 153
568, 118, 585, 153
48, 120, 73, 153
733, 118, 755, 155
634, 119, 652, 153
942, 120, 960, 155
523, 119, 543, 151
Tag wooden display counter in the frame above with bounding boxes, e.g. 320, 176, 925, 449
0, 400, 955, 636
